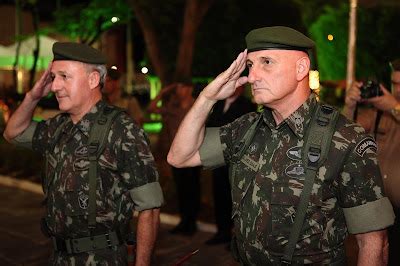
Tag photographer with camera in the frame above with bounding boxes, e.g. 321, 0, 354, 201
343, 59, 400, 266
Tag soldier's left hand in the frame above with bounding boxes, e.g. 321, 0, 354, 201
367, 84, 398, 112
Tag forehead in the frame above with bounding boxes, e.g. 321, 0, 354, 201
246, 49, 305, 62
51, 60, 86, 73
247, 50, 284, 60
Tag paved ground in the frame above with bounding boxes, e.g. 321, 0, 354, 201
0, 182, 237, 266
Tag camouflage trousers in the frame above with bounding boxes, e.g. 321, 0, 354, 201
231, 236, 346, 266
50, 245, 129, 266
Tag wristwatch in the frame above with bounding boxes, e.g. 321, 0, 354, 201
390, 104, 400, 120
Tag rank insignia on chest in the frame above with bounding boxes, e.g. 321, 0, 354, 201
75, 145, 88, 157
285, 163, 305, 179
286, 146, 302, 160
240, 154, 260, 172
78, 192, 89, 209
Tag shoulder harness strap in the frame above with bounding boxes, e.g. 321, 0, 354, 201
282, 103, 339, 264
87, 105, 124, 228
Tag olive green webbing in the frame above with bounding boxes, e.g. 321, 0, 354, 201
282, 104, 339, 263
87, 106, 123, 228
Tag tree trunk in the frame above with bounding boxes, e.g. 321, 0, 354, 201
128, 0, 168, 84
173, 0, 214, 81
29, 4, 40, 89
13, 0, 22, 93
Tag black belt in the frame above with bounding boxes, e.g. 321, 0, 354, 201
52, 231, 123, 254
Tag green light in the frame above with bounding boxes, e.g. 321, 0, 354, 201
143, 122, 162, 133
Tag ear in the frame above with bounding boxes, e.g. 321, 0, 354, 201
88, 71, 101, 90
296, 56, 310, 81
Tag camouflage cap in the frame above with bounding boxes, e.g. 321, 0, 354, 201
52, 42, 106, 64
245, 26, 315, 53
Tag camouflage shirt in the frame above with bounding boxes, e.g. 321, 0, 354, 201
15, 100, 163, 265
200, 94, 394, 265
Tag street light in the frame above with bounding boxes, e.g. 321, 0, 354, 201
141, 66, 149, 74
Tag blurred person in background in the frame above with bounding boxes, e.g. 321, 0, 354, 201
149, 82, 200, 235
343, 58, 400, 265
103, 67, 145, 126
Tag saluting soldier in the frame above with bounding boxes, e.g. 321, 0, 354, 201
3, 42, 163, 265
168, 26, 394, 265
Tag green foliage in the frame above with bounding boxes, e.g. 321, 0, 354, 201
53, 0, 131, 44
309, 3, 400, 83
309, 4, 349, 81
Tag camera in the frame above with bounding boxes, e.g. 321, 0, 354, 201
360, 80, 383, 99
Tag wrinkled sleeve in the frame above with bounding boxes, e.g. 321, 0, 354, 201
199, 113, 256, 169
339, 134, 395, 234
10, 121, 38, 150
199, 127, 226, 169
118, 119, 164, 211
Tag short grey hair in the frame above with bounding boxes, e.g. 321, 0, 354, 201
84, 63, 107, 89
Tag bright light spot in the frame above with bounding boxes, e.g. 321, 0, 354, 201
141, 67, 149, 74
327, 34, 334, 41
309, 70, 320, 90
111, 65, 118, 70
111, 17, 120, 23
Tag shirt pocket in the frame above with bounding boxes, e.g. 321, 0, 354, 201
269, 180, 324, 252
230, 163, 253, 219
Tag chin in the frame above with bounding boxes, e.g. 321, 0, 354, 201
57, 102, 71, 113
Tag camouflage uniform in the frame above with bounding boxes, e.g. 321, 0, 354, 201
13, 100, 163, 265
200, 94, 394, 265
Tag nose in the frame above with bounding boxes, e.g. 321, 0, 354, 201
247, 66, 259, 84
50, 76, 61, 93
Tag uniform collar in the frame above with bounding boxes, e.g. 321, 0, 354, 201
62, 100, 106, 138
262, 93, 317, 139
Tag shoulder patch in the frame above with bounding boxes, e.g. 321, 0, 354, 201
355, 137, 377, 157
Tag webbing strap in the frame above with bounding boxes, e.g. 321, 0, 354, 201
87, 106, 123, 228
282, 104, 339, 264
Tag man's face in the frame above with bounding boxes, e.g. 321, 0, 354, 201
50, 60, 92, 114
391, 70, 400, 100
246, 50, 303, 107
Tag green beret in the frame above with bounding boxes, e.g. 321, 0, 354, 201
246, 26, 315, 53
52, 42, 106, 64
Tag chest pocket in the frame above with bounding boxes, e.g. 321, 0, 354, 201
229, 162, 254, 219
230, 141, 265, 219
63, 169, 89, 217
269, 180, 325, 252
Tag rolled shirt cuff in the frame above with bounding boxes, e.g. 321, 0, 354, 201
129, 181, 164, 211
199, 127, 225, 169
10, 121, 38, 150
343, 197, 395, 234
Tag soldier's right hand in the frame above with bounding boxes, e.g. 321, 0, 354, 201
345, 81, 362, 109
28, 63, 53, 101
200, 50, 248, 102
